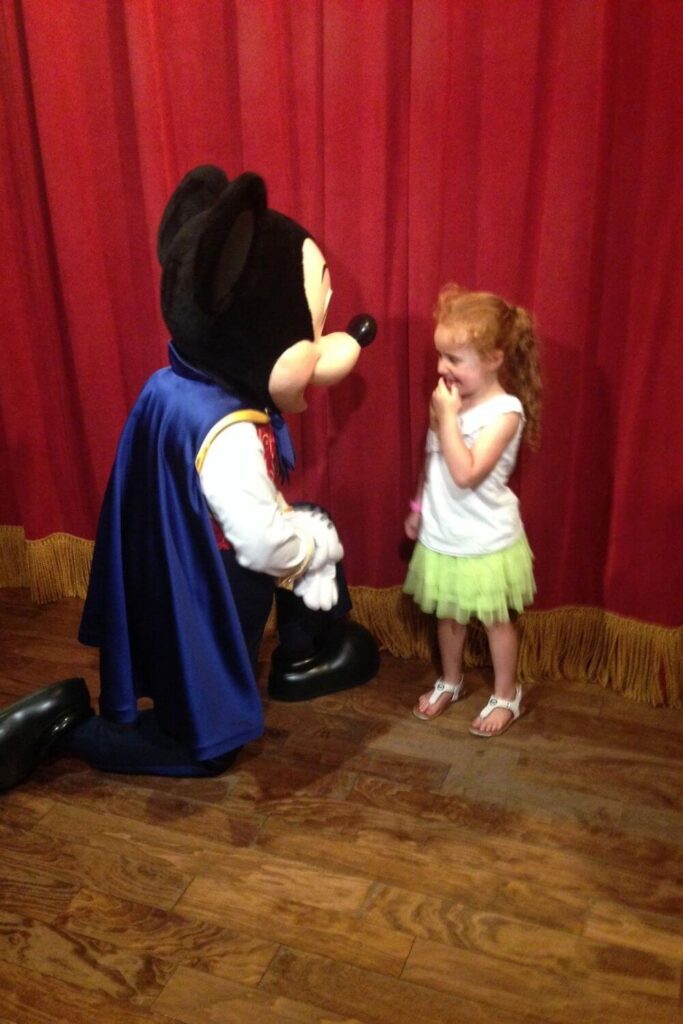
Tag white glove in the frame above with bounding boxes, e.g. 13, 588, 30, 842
285, 507, 344, 611
293, 560, 338, 611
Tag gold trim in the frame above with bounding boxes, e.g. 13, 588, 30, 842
195, 409, 270, 472
348, 587, 682, 708
277, 535, 315, 590
1, 527, 681, 708
0, 527, 94, 602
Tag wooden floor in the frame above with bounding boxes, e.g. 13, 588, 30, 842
1, 588, 682, 1024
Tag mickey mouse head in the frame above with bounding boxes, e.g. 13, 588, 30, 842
157, 165, 375, 413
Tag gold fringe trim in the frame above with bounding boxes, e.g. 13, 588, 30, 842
0, 527, 94, 603
349, 585, 682, 709
1, 530, 680, 707
25, 534, 94, 603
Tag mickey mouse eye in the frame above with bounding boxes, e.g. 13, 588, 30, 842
312, 276, 332, 338
321, 288, 333, 330
303, 238, 332, 339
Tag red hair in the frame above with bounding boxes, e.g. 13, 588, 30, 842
434, 283, 542, 447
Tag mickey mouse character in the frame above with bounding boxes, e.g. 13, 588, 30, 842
0, 166, 378, 790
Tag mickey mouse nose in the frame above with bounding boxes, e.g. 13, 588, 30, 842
346, 314, 377, 348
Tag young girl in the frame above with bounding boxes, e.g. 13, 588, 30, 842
404, 283, 541, 737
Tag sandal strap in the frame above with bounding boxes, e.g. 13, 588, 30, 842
427, 676, 463, 705
478, 686, 522, 720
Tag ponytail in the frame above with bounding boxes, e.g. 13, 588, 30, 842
502, 305, 542, 449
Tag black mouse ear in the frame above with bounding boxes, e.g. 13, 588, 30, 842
193, 171, 266, 315
157, 165, 229, 265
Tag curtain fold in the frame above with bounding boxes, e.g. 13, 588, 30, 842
1, 1, 681, 634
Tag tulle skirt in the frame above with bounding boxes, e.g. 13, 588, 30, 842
404, 534, 536, 625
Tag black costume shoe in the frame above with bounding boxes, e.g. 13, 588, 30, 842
268, 620, 379, 702
0, 678, 93, 793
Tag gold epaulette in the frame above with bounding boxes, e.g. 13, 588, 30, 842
195, 410, 270, 473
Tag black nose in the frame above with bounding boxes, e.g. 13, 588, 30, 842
346, 314, 377, 348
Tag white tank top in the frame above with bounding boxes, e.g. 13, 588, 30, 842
419, 393, 525, 556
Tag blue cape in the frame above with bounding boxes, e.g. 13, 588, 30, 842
79, 344, 288, 760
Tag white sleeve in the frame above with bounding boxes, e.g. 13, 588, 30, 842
198, 421, 312, 577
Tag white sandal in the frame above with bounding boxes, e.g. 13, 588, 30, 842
469, 685, 523, 738
413, 676, 464, 721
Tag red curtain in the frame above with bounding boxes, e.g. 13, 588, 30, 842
0, 0, 681, 627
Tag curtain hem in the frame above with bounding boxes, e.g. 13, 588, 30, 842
0, 526, 93, 603
350, 587, 681, 709
1, 528, 680, 708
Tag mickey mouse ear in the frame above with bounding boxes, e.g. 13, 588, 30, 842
157, 165, 229, 265
194, 171, 267, 315
158, 168, 267, 345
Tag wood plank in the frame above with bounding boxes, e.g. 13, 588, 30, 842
466, 773, 626, 831
0, 818, 189, 911
0, 909, 174, 1007
0, 868, 79, 923
34, 804, 412, 977
28, 768, 262, 846
439, 740, 521, 797
222, 749, 358, 805
58, 888, 279, 985
43, 715, 362, 820
364, 716, 483, 761
263, 700, 379, 745
0, 634, 98, 668
584, 899, 683, 961
262, 728, 451, 790
359, 880, 589, 942
345, 773, 683, 885
618, 802, 683, 844
257, 946, 541, 1024
598, 687, 683, 733
34, 802, 260, 878
299, 655, 444, 722
256, 774, 683, 893
257, 809, 683, 921
0, 825, 81, 921
153, 964, 366, 1024
3, 588, 683, 1024
96, 766, 240, 807
515, 702, 683, 762
0, 958, 184, 1024
515, 746, 683, 812
403, 936, 682, 1024
176, 855, 411, 977
0, 592, 83, 631
0, 788, 55, 828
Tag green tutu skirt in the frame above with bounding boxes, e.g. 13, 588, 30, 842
404, 534, 536, 625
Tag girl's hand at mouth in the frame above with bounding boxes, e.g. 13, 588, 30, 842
431, 376, 462, 425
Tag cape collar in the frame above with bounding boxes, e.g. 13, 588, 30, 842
168, 341, 218, 384
168, 342, 295, 478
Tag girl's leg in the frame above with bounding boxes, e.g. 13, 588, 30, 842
471, 620, 519, 735
416, 618, 467, 717
438, 617, 468, 682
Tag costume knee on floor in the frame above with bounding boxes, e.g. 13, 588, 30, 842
0, 166, 378, 792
